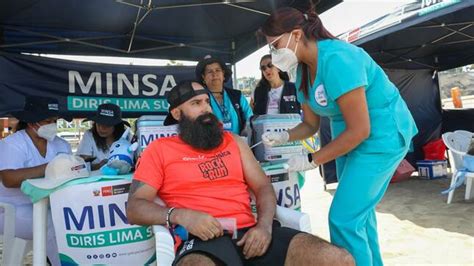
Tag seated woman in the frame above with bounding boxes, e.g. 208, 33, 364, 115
76, 103, 129, 171
251, 54, 301, 115
0, 96, 71, 265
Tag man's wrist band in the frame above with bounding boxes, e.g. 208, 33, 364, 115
166, 207, 176, 228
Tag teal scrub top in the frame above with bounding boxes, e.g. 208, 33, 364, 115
296, 39, 418, 172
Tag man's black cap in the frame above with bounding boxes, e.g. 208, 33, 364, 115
163, 80, 208, 126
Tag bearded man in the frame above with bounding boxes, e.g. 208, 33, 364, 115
126, 80, 353, 266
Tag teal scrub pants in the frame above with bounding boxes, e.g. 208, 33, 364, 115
329, 144, 409, 266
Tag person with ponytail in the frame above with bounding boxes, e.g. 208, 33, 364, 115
259, 6, 418, 266
251, 54, 301, 115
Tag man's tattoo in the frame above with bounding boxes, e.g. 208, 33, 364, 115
128, 180, 145, 197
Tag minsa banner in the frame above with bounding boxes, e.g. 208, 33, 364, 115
0, 52, 195, 118
49, 179, 156, 265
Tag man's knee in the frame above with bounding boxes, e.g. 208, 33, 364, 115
286, 233, 355, 266
176, 252, 220, 266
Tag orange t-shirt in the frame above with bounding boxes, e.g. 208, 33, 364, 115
133, 132, 256, 229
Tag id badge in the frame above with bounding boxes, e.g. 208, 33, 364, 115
223, 122, 232, 131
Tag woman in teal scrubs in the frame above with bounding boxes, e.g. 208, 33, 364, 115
260, 7, 418, 266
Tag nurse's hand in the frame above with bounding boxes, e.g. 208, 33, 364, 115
262, 131, 289, 147
287, 154, 318, 172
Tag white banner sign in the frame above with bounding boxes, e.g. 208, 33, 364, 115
268, 170, 301, 211
50, 179, 156, 265
139, 125, 178, 150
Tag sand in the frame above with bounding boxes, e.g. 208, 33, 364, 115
301, 168, 474, 266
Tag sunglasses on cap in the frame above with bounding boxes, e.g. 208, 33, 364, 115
260, 63, 274, 71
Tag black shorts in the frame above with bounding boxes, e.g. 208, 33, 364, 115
173, 221, 302, 266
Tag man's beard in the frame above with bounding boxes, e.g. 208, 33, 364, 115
178, 112, 223, 150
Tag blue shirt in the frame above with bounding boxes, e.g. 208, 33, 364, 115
296, 39, 418, 155
208, 89, 253, 134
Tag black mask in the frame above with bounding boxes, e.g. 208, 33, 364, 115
178, 112, 223, 150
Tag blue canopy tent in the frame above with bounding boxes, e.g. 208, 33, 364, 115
0, 0, 341, 118
320, 0, 474, 183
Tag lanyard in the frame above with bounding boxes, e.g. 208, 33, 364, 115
208, 89, 231, 122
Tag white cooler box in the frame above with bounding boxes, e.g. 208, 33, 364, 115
251, 114, 305, 162
136, 115, 178, 156
250, 162, 303, 212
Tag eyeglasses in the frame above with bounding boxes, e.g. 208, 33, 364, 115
268, 34, 284, 53
260, 63, 274, 71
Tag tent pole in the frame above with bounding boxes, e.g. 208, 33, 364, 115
233, 64, 238, 90
225, 4, 270, 16
0, 35, 124, 49
231, 40, 238, 90
2, 26, 127, 53
127, 0, 143, 52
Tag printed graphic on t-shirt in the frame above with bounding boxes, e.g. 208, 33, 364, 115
198, 151, 230, 180
267, 86, 284, 115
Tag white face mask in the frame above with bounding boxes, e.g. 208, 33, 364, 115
36, 123, 58, 141
270, 32, 299, 81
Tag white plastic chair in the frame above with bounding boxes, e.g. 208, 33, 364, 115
153, 205, 311, 266
0, 202, 33, 266
454, 130, 474, 139
441, 132, 474, 204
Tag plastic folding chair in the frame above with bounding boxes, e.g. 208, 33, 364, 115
441, 132, 474, 204
0, 202, 33, 266
454, 130, 474, 139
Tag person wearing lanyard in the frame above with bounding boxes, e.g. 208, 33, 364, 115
195, 55, 253, 134
76, 103, 130, 170
259, 7, 418, 266
0, 96, 72, 265
251, 54, 301, 115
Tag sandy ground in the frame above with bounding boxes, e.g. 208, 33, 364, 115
2, 169, 473, 265
301, 168, 474, 266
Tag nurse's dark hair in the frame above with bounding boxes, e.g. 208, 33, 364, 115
16, 121, 28, 131
259, 6, 336, 99
91, 122, 126, 152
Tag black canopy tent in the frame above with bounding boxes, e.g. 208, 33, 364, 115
0, 0, 340, 64
0, 0, 341, 118
344, 0, 474, 71
321, 0, 474, 183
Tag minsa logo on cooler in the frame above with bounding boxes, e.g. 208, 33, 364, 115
101, 186, 113, 196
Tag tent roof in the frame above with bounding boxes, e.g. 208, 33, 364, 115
0, 0, 341, 64
338, 0, 474, 70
